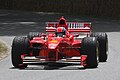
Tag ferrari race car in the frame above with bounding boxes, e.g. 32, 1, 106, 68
11, 16, 108, 69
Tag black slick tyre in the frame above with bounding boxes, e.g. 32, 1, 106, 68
90, 32, 108, 62
11, 36, 30, 68
81, 37, 99, 68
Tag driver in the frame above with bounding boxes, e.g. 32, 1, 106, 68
55, 27, 66, 37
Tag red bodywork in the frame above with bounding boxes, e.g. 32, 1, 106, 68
23, 16, 92, 66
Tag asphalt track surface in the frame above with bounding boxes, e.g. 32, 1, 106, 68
0, 10, 120, 80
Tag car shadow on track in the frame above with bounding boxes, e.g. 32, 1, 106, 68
10, 63, 98, 70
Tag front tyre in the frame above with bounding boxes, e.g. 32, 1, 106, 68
81, 37, 99, 68
11, 36, 30, 68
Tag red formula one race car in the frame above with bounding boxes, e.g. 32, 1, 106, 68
11, 16, 108, 69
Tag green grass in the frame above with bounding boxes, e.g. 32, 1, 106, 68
0, 41, 8, 58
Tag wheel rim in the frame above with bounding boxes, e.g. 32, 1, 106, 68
106, 38, 108, 53
96, 41, 99, 60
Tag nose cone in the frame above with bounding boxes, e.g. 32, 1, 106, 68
48, 37, 63, 50
48, 43, 58, 49
48, 40, 59, 49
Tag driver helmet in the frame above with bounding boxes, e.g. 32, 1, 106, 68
56, 27, 66, 37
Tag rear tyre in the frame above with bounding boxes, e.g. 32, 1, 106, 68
27, 32, 41, 40
90, 32, 108, 62
81, 37, 99, 68
11, 36, 30, 68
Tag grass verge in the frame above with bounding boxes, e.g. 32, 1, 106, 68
0, 40, 9, 60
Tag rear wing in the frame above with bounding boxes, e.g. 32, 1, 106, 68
46, 22, 92, 33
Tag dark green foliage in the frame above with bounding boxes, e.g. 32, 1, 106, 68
0, 0, 120, 18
